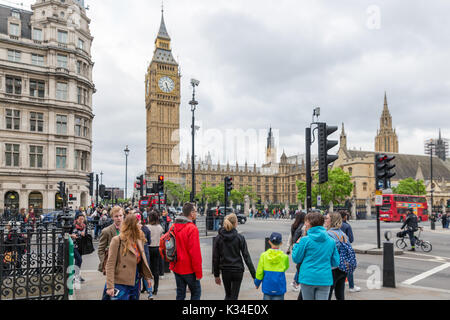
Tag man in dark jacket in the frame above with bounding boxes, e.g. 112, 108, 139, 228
401, 210, 419, 251
212, 215, 256, 300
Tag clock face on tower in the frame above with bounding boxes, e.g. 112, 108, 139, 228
158, 76, 175, 93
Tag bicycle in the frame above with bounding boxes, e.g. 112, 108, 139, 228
395, 227, 432, 252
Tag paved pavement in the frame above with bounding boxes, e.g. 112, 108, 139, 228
73, 218, 450, 300
73, 267, 450, 300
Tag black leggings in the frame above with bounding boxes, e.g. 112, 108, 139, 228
221, 271, 244, 300
329, 269, 347, 300
149, 247, 161, 292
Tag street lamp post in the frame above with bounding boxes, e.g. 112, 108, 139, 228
100, 171, 103, 185
430, 143, 434, 215
124, 146, 130, 202
189, 79, 200, 203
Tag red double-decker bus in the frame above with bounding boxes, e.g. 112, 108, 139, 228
379, 194, 429, 222
138, 194, 166, 211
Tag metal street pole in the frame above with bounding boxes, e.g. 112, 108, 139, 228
306, 127, 312, 211
95, 174, 99, 207
124, 146, 130, 201
189, 79, 199, 203
430, 144, 434, 214
100, 171, 103, 185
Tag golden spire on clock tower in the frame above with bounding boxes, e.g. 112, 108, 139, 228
145, 8, 181, 183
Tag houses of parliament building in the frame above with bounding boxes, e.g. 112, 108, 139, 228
145, 10, 450, 207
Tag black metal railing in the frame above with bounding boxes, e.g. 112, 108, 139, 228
0, 222, 70, 300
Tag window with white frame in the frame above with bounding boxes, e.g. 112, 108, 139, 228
7, 50, 21, 62
78, 39, 84, 50
30, 112, 44, 132
31, 54, 44, 66
32, 28, 42, 41
29, 145, 43, 168
56, 82, 68, 100
57, 54, 68, 68
56, 115, 67, 134
9, 23, 19, 36
76, 61, 81, 74
57, 30, 67, 43
11, 11, 20, 19
5, 144, 20, 167
6, 109, 20, 130
56, 147, 67, 169
75, 117, 82, 136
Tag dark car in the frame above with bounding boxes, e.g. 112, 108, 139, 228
41, 210, 76, 226
237, 214, 247, 224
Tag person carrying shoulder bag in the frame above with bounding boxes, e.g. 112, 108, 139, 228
103, 214, 153, 300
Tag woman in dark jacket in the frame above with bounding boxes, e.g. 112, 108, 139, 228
136, 214, 153, 300
286, 211, 306, 294
213, 213, 256, 300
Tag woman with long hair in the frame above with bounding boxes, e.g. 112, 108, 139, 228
286, 211, 306, 292
104, 214, 153, 300
70, 214, 87, 283
213, 213, 256, 300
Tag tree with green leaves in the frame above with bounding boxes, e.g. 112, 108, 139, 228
392, 178, 426, 196
296, 180, 307, 207
164, 181, 185, 206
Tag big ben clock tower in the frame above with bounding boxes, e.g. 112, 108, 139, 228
145, 9, 181, 183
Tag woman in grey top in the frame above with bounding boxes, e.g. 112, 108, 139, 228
146, 210, 164, 296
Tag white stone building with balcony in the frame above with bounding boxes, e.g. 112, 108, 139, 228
0, 0, 95, 214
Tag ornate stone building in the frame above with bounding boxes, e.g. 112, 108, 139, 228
145, 10, 317, 207
145, 9, 181, 185
0, 0, 95, 213
375, 93, 399, 153
334, 94, 450, 206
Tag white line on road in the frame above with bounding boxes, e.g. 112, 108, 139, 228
402, 263, 450, 285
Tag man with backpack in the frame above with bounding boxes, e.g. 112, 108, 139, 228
162, 203, 202, 300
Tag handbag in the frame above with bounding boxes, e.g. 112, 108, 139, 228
81, 234, 95, 256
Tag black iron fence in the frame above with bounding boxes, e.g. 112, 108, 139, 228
0, 221, 71, 300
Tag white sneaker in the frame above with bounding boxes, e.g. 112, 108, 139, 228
349, 286, 361, 292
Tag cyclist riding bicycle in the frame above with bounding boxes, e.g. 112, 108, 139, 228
400, 209, 419, 251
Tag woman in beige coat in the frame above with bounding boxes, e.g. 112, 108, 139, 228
103, 214, 153, 300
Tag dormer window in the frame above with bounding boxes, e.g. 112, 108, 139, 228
9, 23, 20, 36
11, 11, 20, 19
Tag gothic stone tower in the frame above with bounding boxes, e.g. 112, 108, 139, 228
375, 93, 399, 153
145, 10, 181, 182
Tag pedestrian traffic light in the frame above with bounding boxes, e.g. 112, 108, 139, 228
58, 181, 66, 198
158, 175, 164, 193
375, 154, 396, 190
318, 123, 339, 184
99, 184, 106, 199
225, 176, 233, 194
136, 175, 144, 197
86, 173, 94, 196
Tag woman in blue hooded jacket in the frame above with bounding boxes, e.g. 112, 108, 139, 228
292, 211, 340, 300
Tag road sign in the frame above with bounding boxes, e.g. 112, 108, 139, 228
317, 195, 322, 206
375, 190, 383, 196
375, 195, 383, 206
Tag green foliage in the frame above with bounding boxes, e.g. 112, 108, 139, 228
392, 178, 426, 196
164, 181, 185, 205
296, 168, 353, 207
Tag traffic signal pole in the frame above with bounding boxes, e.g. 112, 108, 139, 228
305, 127, 312, 211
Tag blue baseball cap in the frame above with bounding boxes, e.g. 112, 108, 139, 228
269, 232, 282, 245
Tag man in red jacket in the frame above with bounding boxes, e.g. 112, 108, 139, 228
170, 202, 203, 300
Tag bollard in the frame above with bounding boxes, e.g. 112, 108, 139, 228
383, 239, 396, 288
265, 237, 270, 251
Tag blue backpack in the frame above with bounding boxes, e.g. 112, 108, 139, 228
330, 231, 357, 274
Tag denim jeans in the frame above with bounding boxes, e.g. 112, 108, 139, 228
301, 284, 330, 300
263, 294, 284, 300
174, 273, 201, 300
347, 270, 355, 289
214, 218, 220, 231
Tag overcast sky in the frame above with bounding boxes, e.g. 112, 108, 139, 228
4, 0, 450, 195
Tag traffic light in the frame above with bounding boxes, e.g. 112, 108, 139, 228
224, 176, 233, 194
69, 194, 76, 201
318, 123, 339, 184
58, 181, 66, 198
86, 173, 94, 196
158, 175, 164, 193
136, 175, 144, 197
104, 190, 112, 200
99, 184, 106, 199
375, 154, 396, 190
